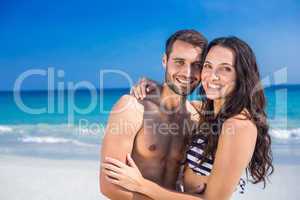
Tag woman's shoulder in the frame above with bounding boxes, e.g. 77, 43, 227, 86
222, 111, 257, 139
226, 109, 254, 125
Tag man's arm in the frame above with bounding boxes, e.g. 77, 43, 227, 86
100, 95, 143, 200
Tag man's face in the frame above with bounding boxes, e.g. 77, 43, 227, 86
163, 40, 202, 96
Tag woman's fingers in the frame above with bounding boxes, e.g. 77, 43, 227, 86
103, 157, 143, 193
105, 157, 126, 168
105, 175, 132, 192
102, 163, 123, 173
130, 85, 143, 100
136, 83, 144, 99
140, 80, 147, 99
126, 153, 138, 169
131, 77, 160, 100
104, 169, 123, 179
130, 86, 135, 96
130, 86, 139, 100
105, 175, 121, 185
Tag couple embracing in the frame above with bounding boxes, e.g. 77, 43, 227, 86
100, 30, 273, 200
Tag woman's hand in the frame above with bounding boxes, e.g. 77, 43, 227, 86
130, 77, 161, 100
102, 154, 145, 193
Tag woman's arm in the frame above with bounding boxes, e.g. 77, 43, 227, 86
103, 116, 257, 200
103, 154, 205, 200
140, 179, 204, 200
140, 165, 209, 199
204, 116, 257, 200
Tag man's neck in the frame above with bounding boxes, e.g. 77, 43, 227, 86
160, 83, 187, 111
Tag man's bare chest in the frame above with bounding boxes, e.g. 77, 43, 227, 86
134, 111, 193, 160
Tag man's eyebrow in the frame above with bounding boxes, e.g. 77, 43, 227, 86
172, 57, 185, 61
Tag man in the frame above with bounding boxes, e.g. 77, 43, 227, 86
100, 29, 208, 200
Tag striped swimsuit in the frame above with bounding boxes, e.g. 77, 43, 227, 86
186, 134, 246, 194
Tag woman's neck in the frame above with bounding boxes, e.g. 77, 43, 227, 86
213, 98, 225, 116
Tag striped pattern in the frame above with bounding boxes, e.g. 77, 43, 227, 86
187, 136, 213, 176
186, 134, 246, 194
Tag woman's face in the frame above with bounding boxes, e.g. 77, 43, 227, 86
201, 45, 237, 100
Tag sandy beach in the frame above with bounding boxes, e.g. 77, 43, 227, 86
0, 155, 108, 200
0, 155, 299, 200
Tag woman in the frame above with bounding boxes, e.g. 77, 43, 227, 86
102, 36, 274, 200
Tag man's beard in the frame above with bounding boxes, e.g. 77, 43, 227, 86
165, 70, 197, 96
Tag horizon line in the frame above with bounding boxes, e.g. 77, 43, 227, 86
0, 83, 299, 92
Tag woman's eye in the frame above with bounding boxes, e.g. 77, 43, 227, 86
204, 64, 212, 69
222, 67, 232, 72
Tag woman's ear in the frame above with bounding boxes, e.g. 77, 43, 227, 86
162, 54, 167, 69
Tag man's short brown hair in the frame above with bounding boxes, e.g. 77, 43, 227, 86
165, 29, 208, 61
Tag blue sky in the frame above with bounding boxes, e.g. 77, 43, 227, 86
0, 0, 299, 90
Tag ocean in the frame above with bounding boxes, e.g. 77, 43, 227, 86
0, 85, 300, 163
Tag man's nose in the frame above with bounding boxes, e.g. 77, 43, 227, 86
185, 64, 192, 77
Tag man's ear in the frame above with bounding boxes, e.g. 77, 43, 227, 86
162, 54, 167, 69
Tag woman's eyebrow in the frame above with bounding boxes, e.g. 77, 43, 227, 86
204, 60, 232, 66
220, 62, 233, 67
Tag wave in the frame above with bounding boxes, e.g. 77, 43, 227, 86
19, 136, 96, 147
270, 128, 300, 141
0, 124, 104, 147
0, 125, 13, 134
1, 124, 300, 145
0, 124, 104, 136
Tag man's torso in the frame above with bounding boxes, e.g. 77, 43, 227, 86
132, 99, 199, 190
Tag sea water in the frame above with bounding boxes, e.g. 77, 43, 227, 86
0, 86, 299, 163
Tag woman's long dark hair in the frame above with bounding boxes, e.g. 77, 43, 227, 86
197, 36, 274, 187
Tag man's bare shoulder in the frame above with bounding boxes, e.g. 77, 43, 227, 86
104, 95, 144, 136
110, 94, 144, 117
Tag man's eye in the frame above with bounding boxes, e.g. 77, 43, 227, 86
176, 61, 184, 65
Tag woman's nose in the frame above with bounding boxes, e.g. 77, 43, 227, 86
211, 71, 220, 81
